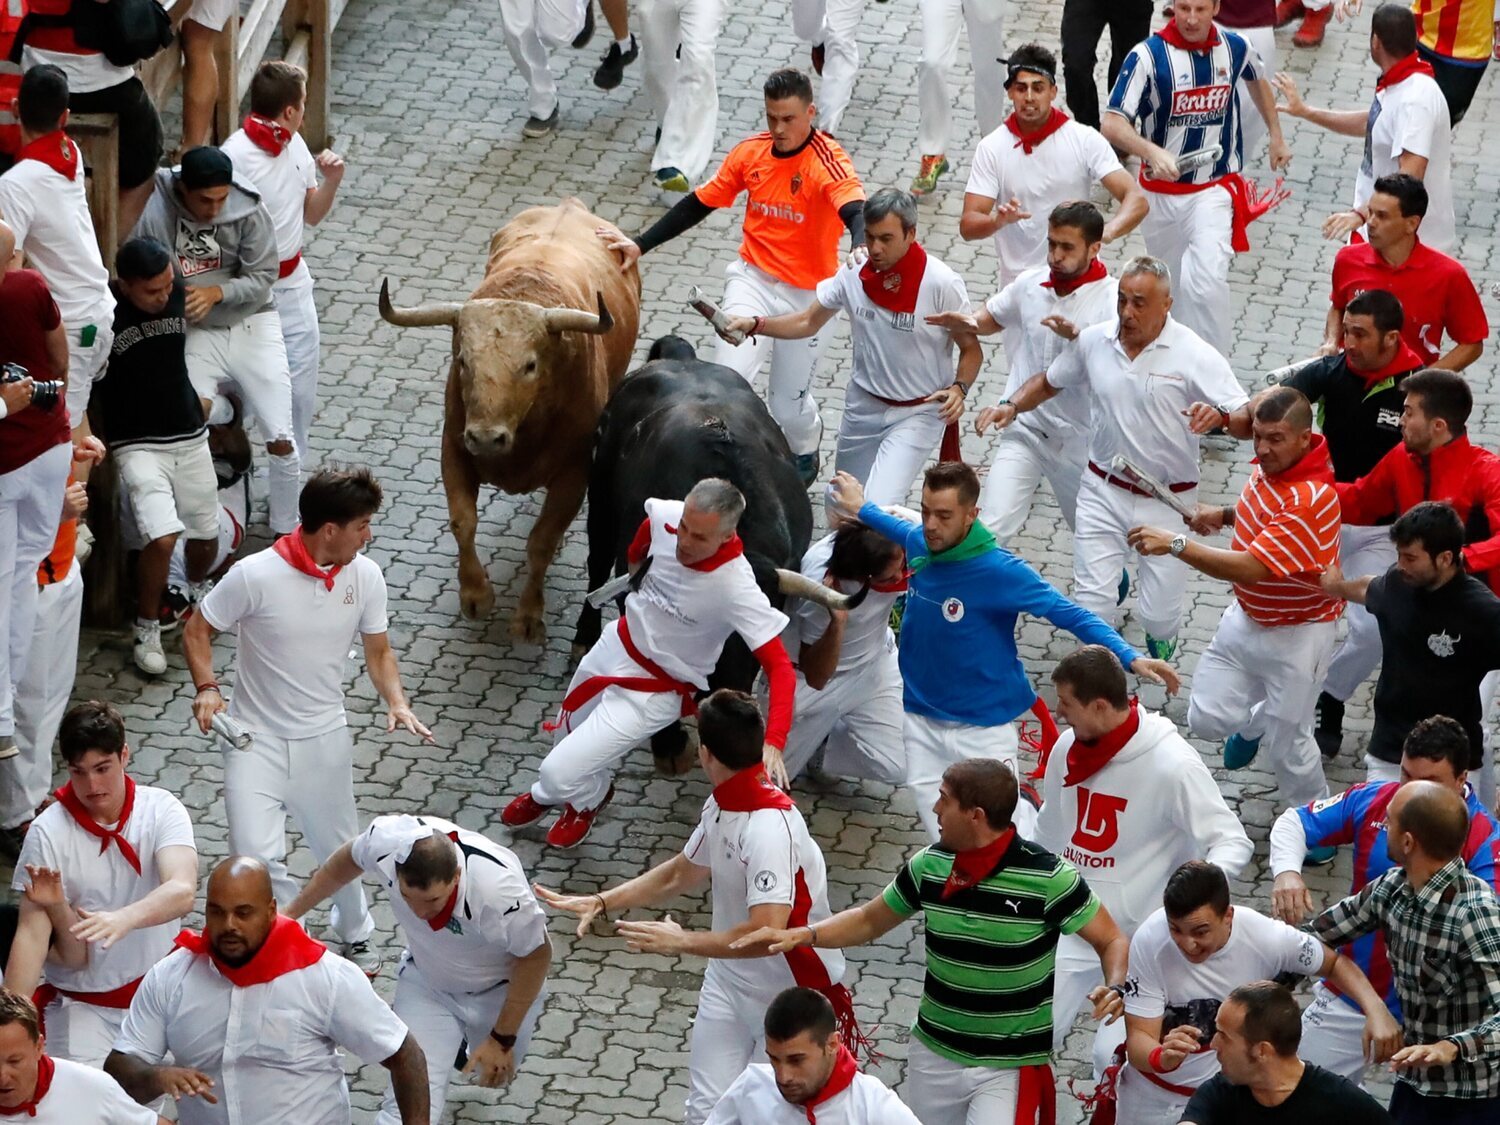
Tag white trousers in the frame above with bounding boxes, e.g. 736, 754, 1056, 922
834, 383, 947, 510
1188, 602, 1334, 808
916, 0, 1006, 156
779, 643, 906, 785
1114, 1063, 1190, 1125
62, 318, 113, 427
4, 561, 82, 828
1364, 754, 1400, 784
979, 424, 1088, 546
685, 966, 771, 1125
792, 0, 864, 136
497, 0, 588, 118
273, 279, 321, 458
40, 996, 123, 1068
223, 723, 373, 943
1322, 524, 1396, 702
1140, 186, 1235, 356
185, 312, 300, 534
1051, 947, 1126, 1078
374, 958, 545, 1125
1299, 980, 1373, 1087
640, 0, 722, 181
1073, 471, 1194, 639
1236, 26, 1276, 168
531, 623, 687, 810
906, 1038, 1043, 1125
712, 261, 826, 457
905, 712, 1033, 840
0, 442, 71, 737
169, 479, 248, 591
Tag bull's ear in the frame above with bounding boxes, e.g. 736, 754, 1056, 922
594, 291, 614, 335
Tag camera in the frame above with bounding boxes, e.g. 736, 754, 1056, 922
1, 362, 63, 413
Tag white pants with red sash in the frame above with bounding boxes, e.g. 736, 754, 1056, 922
778, 639, 905, 785
35, 978, 141, 1067
531, 619, 693, 811
1139, 182, 1235, 357
906, 1038, 1057, 1125
833, 382, 949, 514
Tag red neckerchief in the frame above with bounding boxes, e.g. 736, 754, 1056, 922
1157, 19, 1221, 52
428, 832, 462, 931
173, 915, 327, 987
1005, 107, 1070, 155
801, 1046, 859, 1124
54, 776, 140, 875
712, 766, 794, 811
941, 827, 1017, 899
16, 131, 78, 180
1064, 701, 1140, 787
242, 113, 292, 156
663, 524, 745, 572
859, 241, 927, 315
272, 528, 343, 590
1261, 432, 1335, 485
0, 1054, 54, 1117
1042, 257, 1108, 298
867, 567, 912, 594
1347, 339, 1424, 389
1376, 52, 1435, 91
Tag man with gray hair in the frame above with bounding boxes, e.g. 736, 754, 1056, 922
984, 257, 1249, 660
726, 189, 979, 510
504, 478, 798, 847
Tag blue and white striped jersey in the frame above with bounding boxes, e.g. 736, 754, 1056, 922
1106, 26, 1263, 183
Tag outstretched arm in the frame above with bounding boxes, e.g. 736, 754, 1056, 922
380, 1033, 431, 1124
284, 840, 363, 921
729, 894, 908, 954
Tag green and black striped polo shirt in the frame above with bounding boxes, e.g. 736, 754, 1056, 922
882, 837, 1099, 1068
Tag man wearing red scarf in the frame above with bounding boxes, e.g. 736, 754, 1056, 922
1272, 5, 1455, 252
1034, 647, 1251, 1080
724, 189, 978, 509
5, 702, 197, 1068
960, 43, 1146, 288
0, 990, 162, 1123
706, 987, 919, 1124
504, 480, 799, 847
1128, 386, 1342, 812
536, 691, 854, 1125
105, 857, 429, 1125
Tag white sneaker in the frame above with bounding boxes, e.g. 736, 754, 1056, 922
342, 940, 383, 978
132, 620, 167, 675
187, 579, 214, 605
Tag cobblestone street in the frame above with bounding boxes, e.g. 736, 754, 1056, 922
61, 0, 1500, 1119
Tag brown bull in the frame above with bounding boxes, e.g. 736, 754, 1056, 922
379, 198, 640, 641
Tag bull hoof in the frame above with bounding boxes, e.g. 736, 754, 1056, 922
459, 584, 495, 620
509, 610, 547, 645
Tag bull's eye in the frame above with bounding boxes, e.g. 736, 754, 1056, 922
525, 359, 538, 378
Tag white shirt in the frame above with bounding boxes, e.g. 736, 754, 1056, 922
220, 129, 318, 287
783, 534, 900, 677
1354, 72, 1454, 253
20, 46, 134, 96
964, 119, 1123, 286
19, 1057, 158, 1124
624, 500, 788, 689
1123, 906, 1325, 1090
813, 254, 970, 401
113, 945, 409, 1125
1046, 316, 1248, 486
0, 154, 114, 325
706, 1062, 921, 1125
683, 784, 844, 1001
987, 267, 1120, 447
1033, 710, 1252, 959
199, 548, 389, 739
14, 786, 195, 993
350, 814, 549, 995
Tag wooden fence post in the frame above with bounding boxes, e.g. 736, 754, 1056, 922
214, 9, 239, 143
303, 0, 331, 149
66, 114, 119, 266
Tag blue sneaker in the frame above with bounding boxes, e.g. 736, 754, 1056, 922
1305, 845, 1337, 866
1144, 634, 1177, 662
1116, 569, 1131, 606
1223, 732, 1261, 769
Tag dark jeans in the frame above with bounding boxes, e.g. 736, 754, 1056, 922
1060, 0, 1154, 129
68, 76, 163, 190
1418, 44, 1489, 127
1389, 1080, 1500, 1124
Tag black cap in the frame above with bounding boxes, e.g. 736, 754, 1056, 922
178, 146, 233, 190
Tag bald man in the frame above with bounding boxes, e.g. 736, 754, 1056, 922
1309, 782, 1500, 1120
106, 857, 431, 1125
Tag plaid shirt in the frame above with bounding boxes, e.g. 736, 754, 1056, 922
1309, 858, 1500, 1099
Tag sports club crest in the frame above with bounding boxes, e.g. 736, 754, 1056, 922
942, 597, 965, 622
1428, 630, 1458, 657
445, 916, 464, 935
882, 272, 902, 292
790, 173, 803, 196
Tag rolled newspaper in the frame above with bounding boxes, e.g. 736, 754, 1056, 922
1176, 144, 1224, 172
687, 286, 745, 346
1263, 355, 1326, 386
1109, 455, 1197, 520
210, 711, 253, 750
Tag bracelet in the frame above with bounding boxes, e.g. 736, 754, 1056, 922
1148, 1045, 1166, 1073
752, 315, 766, 338
952, 381, 969, 398
195, 681, 221, 695
1107, 983, 1126, 998
593, 893, 610, 923
806, 924, 818, 948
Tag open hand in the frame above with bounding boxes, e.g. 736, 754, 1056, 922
22, 866, 65, 909
71, 908, 133, 949
595, 226, 642, 272
159, 1067, 218, 1103
1271, 871, 1316, 925
615, 913, 687, 954
387, 704, 435, 743
1088, 984, 1124, 1024
460, 1034, 516, 1088
532, 883, 607, 938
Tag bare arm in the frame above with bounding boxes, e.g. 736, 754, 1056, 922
284, 840, 363, 920
182, 612, 226, 733
362, 631, 433, 742
1434, 341, 1483, 372
1273, 72, 1368, 136
380, 1033, 431, 1125
1320, 565, 1373, 605
534, 851, 714, 936
71, 846, 197, 949
1396, 151, 1429, 179
725, 300, 839, 342
1322, 304, 1345, 355
1099, 169, 1148, 245
798, 612, 846, 692
460, 936, 553, 1088
1246, 77, 1292, 168
4, 899, 55, 996
729, 894, 908, 954
954, 330, 982, 392
617, 901, 798, 960
1322, 944, 1403, 1061
1173, 539, 1275, 585
303, 150, 345, 226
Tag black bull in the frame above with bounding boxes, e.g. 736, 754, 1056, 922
571, 349, 815, 767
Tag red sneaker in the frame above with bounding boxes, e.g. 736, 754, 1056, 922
501, 792, 551, 827
545, 786, 615, 849
1274, 0, 1304, 27
1293, 6, 1330, 46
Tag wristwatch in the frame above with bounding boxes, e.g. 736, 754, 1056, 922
1169, 534, 1188, 557
490, 1031, 518, 1051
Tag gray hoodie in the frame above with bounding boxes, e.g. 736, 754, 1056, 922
131, 167, 277, 328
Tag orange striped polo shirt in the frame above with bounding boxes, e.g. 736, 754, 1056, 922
1231, 435, 1344, 627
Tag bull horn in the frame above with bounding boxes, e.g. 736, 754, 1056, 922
542, 291, 614, 336
378, 280, 462, 327
775, 569, 870, 614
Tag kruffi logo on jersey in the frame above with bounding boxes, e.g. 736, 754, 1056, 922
1169, 84, 1231, 126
